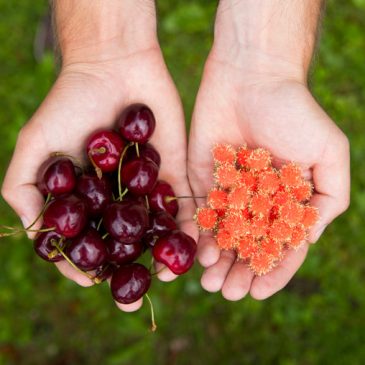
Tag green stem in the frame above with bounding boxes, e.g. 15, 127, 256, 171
118, 142, 133, 199
51, 239, 96, 283
145, 293, 157, 332
135, 142, 140, 158
26, 193, 52, 231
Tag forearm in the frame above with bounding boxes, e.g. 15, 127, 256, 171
213, 0, 324, 80
53, 0, 157, 64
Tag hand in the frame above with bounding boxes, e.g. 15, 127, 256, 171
1, 44, 197, 311
188, 52, 350, 300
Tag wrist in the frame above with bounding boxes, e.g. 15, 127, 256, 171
54, 0, 158, 65
212, 0, 322, 82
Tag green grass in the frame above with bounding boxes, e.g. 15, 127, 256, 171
0, 1, 365, 364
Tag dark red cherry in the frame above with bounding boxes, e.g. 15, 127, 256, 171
106, 237, 143, 265
143, 211, 177, 248
33, 231, 64, 262
103, 201, 148, 243
148, 180, 178, 217
121, 158, 158, 196
86, 130, 124, 173
126, 143, 161, 167
43, 194, 87, 238
38, 158, 76, 196
66, 228, 107, 271
76, 174, 112, 216
118, 104, 156, 143
152, 230, 196, 275
111, 263, 151, 304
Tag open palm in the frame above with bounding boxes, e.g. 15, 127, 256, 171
2, 47, 197, 311
188, 57, 350, 300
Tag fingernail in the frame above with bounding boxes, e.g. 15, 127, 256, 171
314, 225, 327, 243
20, 216, 30, 229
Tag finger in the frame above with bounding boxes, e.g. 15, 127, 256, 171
154, 261, 178, 282
115, 298, 143, 312
221, 261, 255, 301
1, 128, 48, 238
309, 136, 350, 243
201, 250, 236, 292
55, 261, 95, 287
197, 233, 221, 268
250, 243, 309, 300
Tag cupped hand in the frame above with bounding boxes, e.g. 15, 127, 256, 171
188, 54, 350, 301
1, 45, 197, 311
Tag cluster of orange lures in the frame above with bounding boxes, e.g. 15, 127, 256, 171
195, 144, 319, 276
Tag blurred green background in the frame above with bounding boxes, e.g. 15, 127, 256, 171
0, 1, 364, 364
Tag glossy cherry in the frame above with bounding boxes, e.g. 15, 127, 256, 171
86, 130, 124, 173
118, 104, 156, 143
111, 263, 151, 304
43, 194, 88, 238
76, 174, 112, 216
121, 158, 158, 196
33, 231, 64, 262
103, 201, 148, 243
148, 180, 179, 217
152, 230, 196, 275
106, 237, 143, 265
66, 228, 107, 271
126, 143, 161, 167
38, 158, 76, 196
143, 211, 177, 247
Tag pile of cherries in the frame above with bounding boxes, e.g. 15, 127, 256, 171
30, 104, 196, 318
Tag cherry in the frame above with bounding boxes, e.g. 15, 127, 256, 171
148, 180, 179, 217
152, 230, 196, 275
86, 130, 124, 174
33, 231, 64, 262
121, 158, 158, 196
106, 237, 143, 265
118, 104, 156, 143
38, 158, 76, 196
111, 263, 151, 304
126, 143, 161, 167
143, 211, 177, 247
76, 174, 112, 216
66, 228, 107, 271
103, 201, 148, 243
43, 194, 88, 238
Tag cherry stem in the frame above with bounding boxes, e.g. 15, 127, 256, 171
165, 195, 207, 203
50, 152, 83, 168
88, 150, 103, 179
102, 232, 109, 240
0, 226, 55, 238
91, 264, 111, 284
118, 142, 133, 199
119, 188, 128, 201
135, 142, 140, 158
51, 239, 97, 283
145, 195, 150, 210
144, 293, 157, 332
96, 217, 103, 231
48, 237, 65, 259
26, 193, 52, 231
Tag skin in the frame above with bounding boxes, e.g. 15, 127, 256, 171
1, 0, 197, 312
188, 0, 350, 301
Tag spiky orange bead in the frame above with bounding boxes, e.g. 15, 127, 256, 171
240, 171, 258, 191
269, 221, 292, 242
215, 164, 241, 189
246, 148, 271, 171
250, 194, 272, 217
216, 229, 235, 250
257, 170, 280, 194
280, 202, 304, 226
301, 206, 319, 228
212, 144, 236, 165
207, 189, 228, 210
260, 238, 283, 260
280, 163, 302, 187
237, 146, 250, 168
195, 208, 218, 230
228, 186, 250, 209
236, 235, 257, 259
249, 252, 274, 276
289, 225, 307, 249
291, 181, 312, 202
